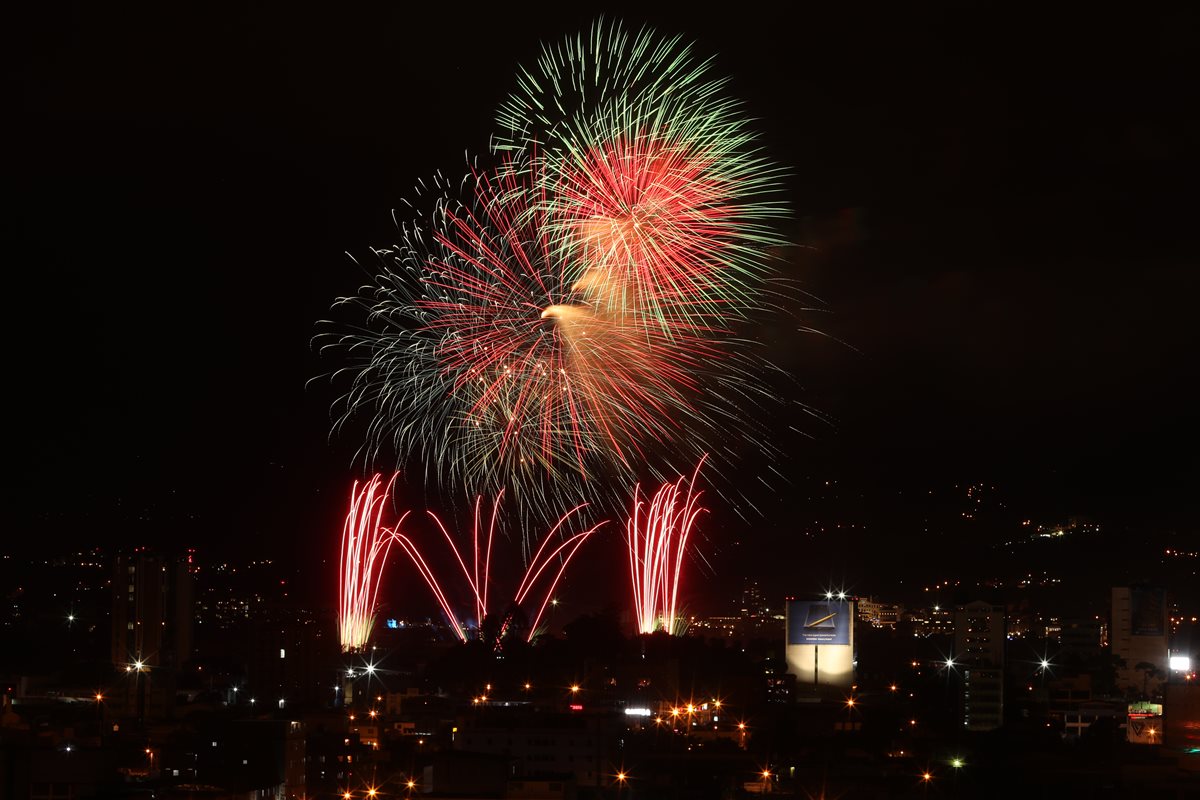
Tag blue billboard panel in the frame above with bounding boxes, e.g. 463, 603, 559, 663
787, 600, 851, 645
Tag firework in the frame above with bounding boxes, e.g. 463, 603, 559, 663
338, 473, 408, 652
627, 460, 707, 635
495, 20, 787, 328
317, 21, 795, 520
320, 164, 760, 522
389, 493, 605, 643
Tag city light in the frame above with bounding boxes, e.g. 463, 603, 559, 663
952, 758, 964, 769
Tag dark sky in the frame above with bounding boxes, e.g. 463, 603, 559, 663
6, 5, 1197, 604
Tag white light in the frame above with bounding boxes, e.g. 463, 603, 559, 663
1170, 655, 1191, 671
280, 648, 286, 659
623, 707, 652, 717
365, 664, 376, 675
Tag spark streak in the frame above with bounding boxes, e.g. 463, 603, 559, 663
391, 494, 605, 643
627, 459, 707, 635
338, 474, 408, 652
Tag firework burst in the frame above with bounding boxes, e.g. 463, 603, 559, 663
627, 460, 707, 635
495, 20, 787, 329
338, 473, 408, 652
319, 163, 769, 523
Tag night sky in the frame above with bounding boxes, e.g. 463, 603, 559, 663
8, 5, 1197, 608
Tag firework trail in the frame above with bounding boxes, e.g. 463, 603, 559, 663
389, 493, 605, 642
338, 473, 408, 652
627, 459, 707, 635
494, 20, 787, 330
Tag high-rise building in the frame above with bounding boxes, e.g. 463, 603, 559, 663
110, 553, 194, 670
1111, 585, 1169, 694
954, 601, 1004, 731
109, 553, 194, 720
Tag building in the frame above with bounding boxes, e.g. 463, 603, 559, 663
455, 716, 606, 788
109, 553, 194, 720
1059, 617, 1105, 658
1111, 586, 1169, 694
954, 601, 1004, 731
110, 553, 194, 670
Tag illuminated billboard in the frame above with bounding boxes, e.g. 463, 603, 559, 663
787, 600, 851, 646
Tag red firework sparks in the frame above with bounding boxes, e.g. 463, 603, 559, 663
389, 493, 605, 643
551, 137, 740, 325
417, 163, 721, 478
338, 473, 409, 652
627, 459, 708, 635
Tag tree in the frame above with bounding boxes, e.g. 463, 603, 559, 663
1133, 661, 1162, 698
